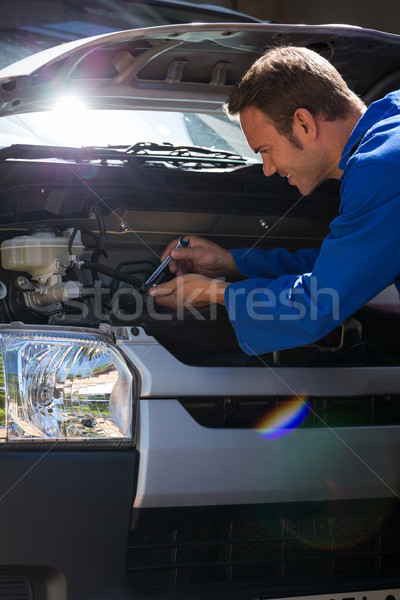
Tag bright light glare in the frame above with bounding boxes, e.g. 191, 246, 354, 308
53, 96, 88, 115
50, 96, 96, 146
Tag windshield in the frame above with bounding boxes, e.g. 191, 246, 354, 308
0, 108, 260, 164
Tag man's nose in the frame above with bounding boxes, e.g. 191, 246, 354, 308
262, 157, 277, 177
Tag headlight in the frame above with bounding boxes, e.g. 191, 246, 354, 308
0, 327, 134, 444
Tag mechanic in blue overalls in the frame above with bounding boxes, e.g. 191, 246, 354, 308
149, 45, 400, 356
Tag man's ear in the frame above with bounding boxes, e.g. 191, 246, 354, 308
292, 108, 317, 143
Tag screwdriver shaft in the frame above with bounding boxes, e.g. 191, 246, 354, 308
141, 236, 190, 292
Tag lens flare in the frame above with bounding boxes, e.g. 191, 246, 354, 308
78, 163, 100, 180
255, 395, 310, 439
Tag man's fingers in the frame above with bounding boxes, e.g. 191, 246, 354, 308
148, 284, 175, 297
148, 282, 178, 309
170, 247, 205, 267
170, 247, 192, 260
160, 239, 180, 262
168, 259, 178, 275
168, 259, 186, 275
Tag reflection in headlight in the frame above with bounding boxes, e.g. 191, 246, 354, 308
0, 329, 134, 444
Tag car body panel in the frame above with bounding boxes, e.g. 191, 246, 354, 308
134, 398, 400, 507
1, 23, 400, 116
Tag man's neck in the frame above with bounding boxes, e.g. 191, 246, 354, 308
322, 107, 366, 180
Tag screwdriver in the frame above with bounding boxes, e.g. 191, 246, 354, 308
141, 235, 190, 293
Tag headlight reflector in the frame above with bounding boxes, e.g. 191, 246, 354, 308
0, 329, 133, 443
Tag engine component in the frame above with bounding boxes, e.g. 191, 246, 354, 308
1, 228, 84, 283
21, 279, 83, 308
1, 228, 85, 311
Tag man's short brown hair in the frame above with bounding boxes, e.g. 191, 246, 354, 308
224, 45, 365, 139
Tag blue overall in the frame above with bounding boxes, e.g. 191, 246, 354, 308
225, 91, 400, 355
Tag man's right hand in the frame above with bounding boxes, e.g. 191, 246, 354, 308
160, 235, 239, 279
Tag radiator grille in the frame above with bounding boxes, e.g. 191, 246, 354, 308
127, 500, 400, 594
178, 394, 400, 429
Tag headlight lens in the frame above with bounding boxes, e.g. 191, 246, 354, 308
0, 329, 134, 444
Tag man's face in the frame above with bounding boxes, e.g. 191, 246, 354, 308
240, 105, 329, 196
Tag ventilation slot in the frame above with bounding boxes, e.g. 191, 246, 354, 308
166, 174, 244, 193
179, 394, 400, 429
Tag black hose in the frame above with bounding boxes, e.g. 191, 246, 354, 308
68, 227, 79, 256
110, 259, 158, 296
90, 205, 106, 263
79, 260, 143, 286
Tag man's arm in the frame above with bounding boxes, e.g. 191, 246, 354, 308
152, 162, 400, 357
231, 247, 320, 279
226, 162, 400, 355
160, 235, 239, 278
161, 235, 320, 280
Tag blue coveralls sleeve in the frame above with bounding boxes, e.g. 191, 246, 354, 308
230, 247, 320, 278
225, 162, 400, 356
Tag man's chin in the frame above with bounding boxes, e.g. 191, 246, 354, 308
298, 182, 319, 197
300, 175, 335, 196
288, 177, 311, 196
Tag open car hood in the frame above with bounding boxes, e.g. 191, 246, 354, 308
1, 22, 400, 116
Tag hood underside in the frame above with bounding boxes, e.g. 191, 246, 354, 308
0, 22, 400, 116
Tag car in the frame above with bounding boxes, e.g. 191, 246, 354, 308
0, 19, 400, 600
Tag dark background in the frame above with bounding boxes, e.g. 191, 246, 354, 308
0, 0, 396, 34
193, 0, 400, 34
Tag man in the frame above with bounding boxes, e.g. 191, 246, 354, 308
149, 45, 400, 355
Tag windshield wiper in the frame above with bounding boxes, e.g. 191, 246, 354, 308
0, 142, 248, 170
124, 142, 248, 169
0, 144, 124, 161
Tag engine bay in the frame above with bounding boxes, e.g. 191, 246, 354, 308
0, 157, 398, 368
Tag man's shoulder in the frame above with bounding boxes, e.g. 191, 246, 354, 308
348, 94, 400, 168
340, 89, 400, 170
358, 116, 400, 163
